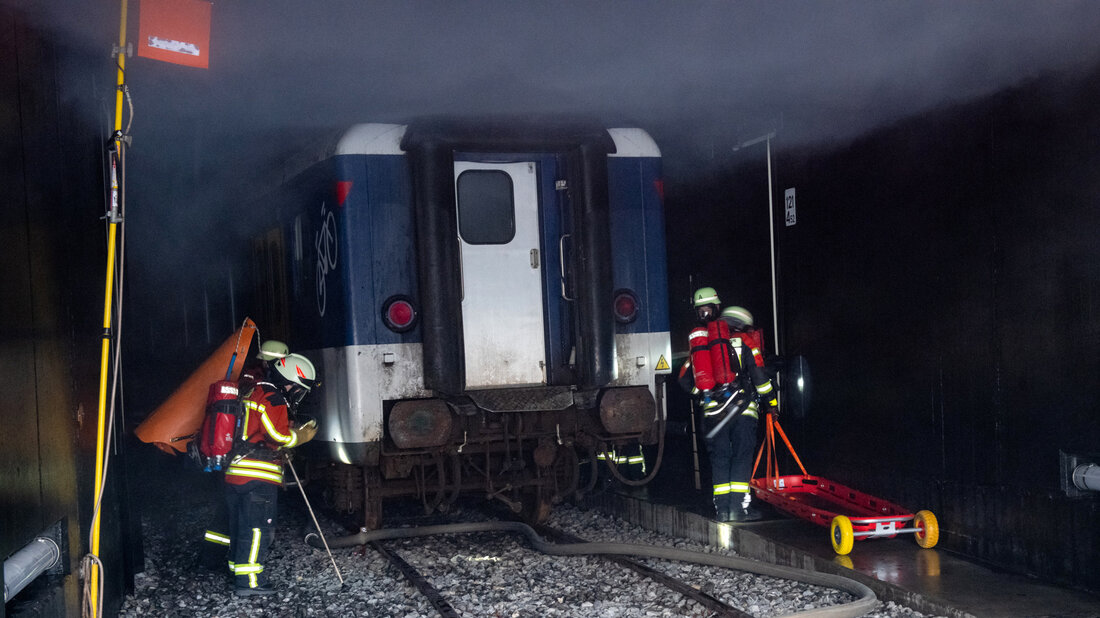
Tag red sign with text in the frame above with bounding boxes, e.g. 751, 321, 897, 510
137, 0, 211, 69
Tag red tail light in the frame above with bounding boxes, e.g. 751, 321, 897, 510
613, 289, 639, 324
382, 295, 418, 332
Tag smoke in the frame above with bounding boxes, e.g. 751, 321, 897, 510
181, 0, 1100, 150
27, 1, 1100, 135
25, 0, 1100, 337
32, 0, 1100, 165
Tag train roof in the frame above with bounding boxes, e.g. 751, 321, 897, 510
274, 120, 660, 187
332, 122, 661, 158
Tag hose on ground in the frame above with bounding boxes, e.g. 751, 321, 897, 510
306, 521, 876, 618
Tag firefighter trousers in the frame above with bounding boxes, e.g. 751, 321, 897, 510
200, 495, 230, 569
704, 412, 758, 518
226, 480, 278, 590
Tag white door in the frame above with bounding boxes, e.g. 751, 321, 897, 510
454, 160, 545, 387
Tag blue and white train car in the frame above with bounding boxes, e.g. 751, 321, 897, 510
249, 119, 671, 525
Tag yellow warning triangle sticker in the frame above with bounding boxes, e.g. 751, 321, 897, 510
655, 355, 670, 372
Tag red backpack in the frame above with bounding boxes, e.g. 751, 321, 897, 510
197, 380, 243, 471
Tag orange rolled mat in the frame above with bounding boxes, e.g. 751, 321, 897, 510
134, 318, 257, 454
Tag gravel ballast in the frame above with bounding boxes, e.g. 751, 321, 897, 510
118, 466, 937, 618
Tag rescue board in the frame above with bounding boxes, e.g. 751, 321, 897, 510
134, 318, 256, 454
751, 414, 939, 555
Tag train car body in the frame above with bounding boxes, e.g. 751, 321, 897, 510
250, 120, 670, 525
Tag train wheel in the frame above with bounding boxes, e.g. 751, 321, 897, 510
362, 466, 382, 531
420, 452, 447, 514
438, 453, 462, 513
913, 510, 939, 549
830, 515, 855, 555
550, 445, 580, 504
575, 446, 600, 499
521, 486, 552, 525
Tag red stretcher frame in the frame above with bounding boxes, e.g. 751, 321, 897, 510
749, 413, 939, 554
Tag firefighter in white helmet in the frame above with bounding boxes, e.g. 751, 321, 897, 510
199, 339, 290, 569
224, 352, 319, 596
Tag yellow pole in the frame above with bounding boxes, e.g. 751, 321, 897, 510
89, 0, 127, 613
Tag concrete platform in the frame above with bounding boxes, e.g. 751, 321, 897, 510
580, 489, 1100, 618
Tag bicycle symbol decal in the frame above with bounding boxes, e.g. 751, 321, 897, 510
315, 201, 338, 316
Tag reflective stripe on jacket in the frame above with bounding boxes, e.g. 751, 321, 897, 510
225, 382, 295, 486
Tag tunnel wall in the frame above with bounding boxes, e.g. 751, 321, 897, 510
769, 68, 1100, 593
1, 6, 138, 617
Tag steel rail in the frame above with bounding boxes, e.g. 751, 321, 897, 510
367, 541, 462, 618
535, 524, 753, 618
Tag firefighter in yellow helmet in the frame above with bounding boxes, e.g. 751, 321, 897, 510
237, 339, 289, 394
684, 288, 777, 522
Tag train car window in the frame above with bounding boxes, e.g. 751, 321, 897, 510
456, 170, 515, 245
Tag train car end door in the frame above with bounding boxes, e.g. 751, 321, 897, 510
454, 160, 546, 388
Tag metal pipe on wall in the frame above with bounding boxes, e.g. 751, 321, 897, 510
1072, 463, 1100, 492
3, 536, 60, 603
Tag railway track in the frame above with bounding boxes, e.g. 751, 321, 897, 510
534, 524, 754, 618
316, 512, 877, 618
357, 524, 754, 617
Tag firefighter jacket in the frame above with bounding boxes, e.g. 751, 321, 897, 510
225, 382, 300, 486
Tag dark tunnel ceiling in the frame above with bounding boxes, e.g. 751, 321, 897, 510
25, 0, 1100, 265
40, 1, 1100, 154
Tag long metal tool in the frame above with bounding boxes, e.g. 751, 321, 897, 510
285, 457, 344, 584
688, 398, 701, 490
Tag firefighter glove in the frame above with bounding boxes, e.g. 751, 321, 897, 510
293, 419, 318, 445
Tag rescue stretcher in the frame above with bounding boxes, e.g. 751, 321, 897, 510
749, 413, 940, 555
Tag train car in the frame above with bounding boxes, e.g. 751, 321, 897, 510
248, 119, 671, 527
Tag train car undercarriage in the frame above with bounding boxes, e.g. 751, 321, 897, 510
311, 385, 665, 529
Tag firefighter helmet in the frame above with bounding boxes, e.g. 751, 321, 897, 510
720, 306, 754, 330
693, 287, 720, 308
272, 353, 318, 391
257, 339, 289, 361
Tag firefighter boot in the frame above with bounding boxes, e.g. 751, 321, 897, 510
235, 584, 276, 597
727, 493, 763, 523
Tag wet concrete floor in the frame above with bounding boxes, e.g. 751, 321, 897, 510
581, 486, 1100, 618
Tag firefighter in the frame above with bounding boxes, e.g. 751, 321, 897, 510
687, 288, 776, 522
687, 287, 736, 411
225, 352, 319, 596
711, 304, 777, 522
199, 339, 290, 569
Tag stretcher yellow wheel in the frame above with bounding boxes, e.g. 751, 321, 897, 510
830, 515, 855, 555
914, 510, 939, 549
